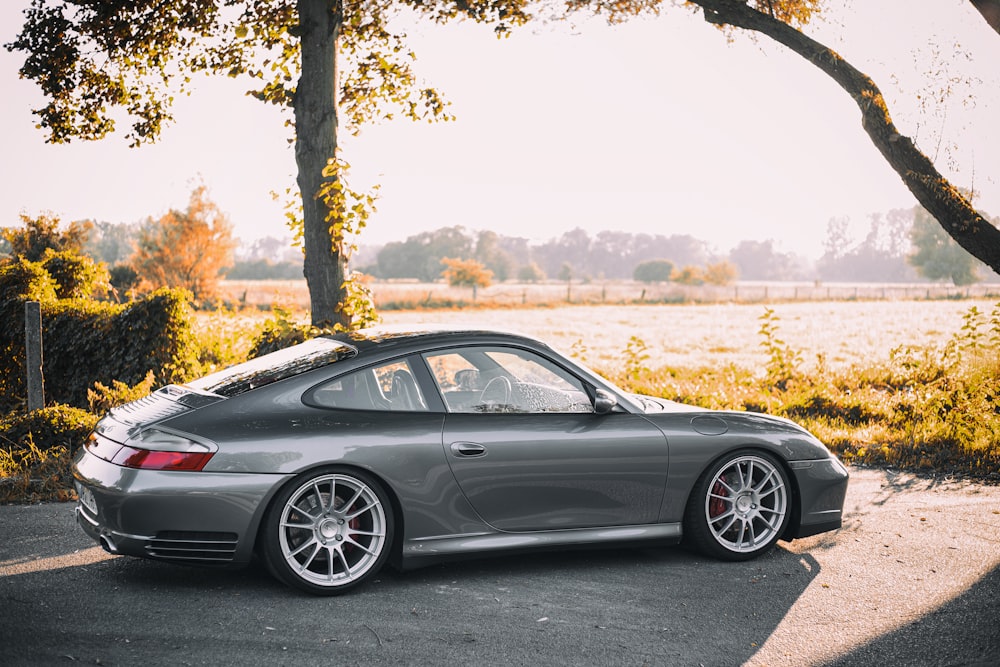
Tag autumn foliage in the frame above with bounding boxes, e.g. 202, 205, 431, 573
441, 257, 493, 299
132, 186, 236, 302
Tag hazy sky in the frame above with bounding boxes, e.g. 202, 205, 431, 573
1, 1, 998, 260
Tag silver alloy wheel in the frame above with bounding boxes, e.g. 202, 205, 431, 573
277, 473, 388, 588
704, 454, 787, 553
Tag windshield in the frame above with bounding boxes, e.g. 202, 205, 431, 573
189, 337, 358, 397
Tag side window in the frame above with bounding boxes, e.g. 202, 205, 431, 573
309, 358, 428, 412
424, 347, 593, 414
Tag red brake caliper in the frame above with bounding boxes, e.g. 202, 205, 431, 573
340, 495, 360, 555
709, 480, 727, 518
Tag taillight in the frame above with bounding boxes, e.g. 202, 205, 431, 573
85, 428, 216, 472
110, 445, 214, 471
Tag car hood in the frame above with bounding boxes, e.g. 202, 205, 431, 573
631, 394, 702, 413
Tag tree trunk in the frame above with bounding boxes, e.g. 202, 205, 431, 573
296, 0, 349, 327
692, 0, 1000, 276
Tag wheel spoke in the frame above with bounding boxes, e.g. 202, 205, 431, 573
325, 479, 338, 512
346, 500, 378, 521
759, 514, 780, 531
742, 461, 754, 490
736, 518, 747, 546
335, 546, 351, 575
311, 481, 326, 510
326, 545, 337, 580
747, 520, 758, 546
708, 492, 731, 504
340, 486, 364, 513
345, 536, 379, 556
753, 468, 776, 493
291, 504, 319, 521
296, 541, 322, 572
288, 536, 318, 558
759, 481, 785, 500
349, 528, 385, 538
715, 477, 737, 496
713, 513, 737, 534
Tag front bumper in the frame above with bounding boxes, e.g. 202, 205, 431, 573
788, 456, 850, 539
73, 447, 290, 565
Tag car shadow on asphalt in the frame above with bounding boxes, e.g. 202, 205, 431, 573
102, 542, 822, 665
2, 538, 825, 665
820, 562, 1000, 666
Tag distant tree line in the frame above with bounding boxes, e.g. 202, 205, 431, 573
356, 205, 996, 286
3, 192, 995, 295
362, 226, 727, 284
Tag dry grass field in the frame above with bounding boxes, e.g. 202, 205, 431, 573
378, 300, 997, 372
220, 279, 1000, 311
208, 282, 999, 374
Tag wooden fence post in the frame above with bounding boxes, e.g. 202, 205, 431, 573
25, 301, 44, 411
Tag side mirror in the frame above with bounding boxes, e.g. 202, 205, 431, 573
593, 389, 618, 415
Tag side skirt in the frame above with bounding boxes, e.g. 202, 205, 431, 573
400, 523, 683, 569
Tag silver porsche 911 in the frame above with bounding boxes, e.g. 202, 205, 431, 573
73, 327, 848, 595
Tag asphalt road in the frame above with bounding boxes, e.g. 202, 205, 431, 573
1, 468, 998, 667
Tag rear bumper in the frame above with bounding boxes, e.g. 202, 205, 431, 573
73, 447, 289, 565
788, 456, 850, 539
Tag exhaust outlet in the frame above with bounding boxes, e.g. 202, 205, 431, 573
99, 535, 119, 554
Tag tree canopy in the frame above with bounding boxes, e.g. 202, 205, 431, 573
6, 0, 530, 327
132, 186, 236, 301
440, 256, 493, 298
9, 0, 998, 302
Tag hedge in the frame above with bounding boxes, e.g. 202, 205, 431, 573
1, 258, 199, 411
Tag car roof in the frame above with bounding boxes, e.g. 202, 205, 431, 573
327, 325, 552, 355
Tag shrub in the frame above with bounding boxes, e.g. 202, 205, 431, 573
0, 257, 58, 304
0, 405, 97, 453
0, 438, 76, 503
671, 265, 704, 286
88, 371, 156, 414
250, 307, 333, 358
0, 281, 198, 411
41, 249, 111, 299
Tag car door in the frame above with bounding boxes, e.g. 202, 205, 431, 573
423, 345, 669, 532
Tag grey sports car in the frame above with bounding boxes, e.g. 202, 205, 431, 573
73, 327, 848, 595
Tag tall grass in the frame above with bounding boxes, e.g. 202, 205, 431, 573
603, 303, 1000, 478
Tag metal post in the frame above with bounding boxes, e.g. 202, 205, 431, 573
24, 301, 44, 411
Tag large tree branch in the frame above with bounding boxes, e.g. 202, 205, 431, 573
692, 0, 1000, 276
970, 0, 1000, 36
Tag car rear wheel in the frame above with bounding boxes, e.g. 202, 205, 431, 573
261, 468, 394, 595
684, 451, 790, 561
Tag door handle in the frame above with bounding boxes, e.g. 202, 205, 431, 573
450, 441, 487, 457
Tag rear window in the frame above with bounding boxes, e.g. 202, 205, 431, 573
189, 337, 358, 397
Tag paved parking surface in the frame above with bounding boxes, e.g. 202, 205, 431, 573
1, 468, 998, 666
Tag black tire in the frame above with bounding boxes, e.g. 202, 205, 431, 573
683, 450, 791, 561
260, 467, 395, 595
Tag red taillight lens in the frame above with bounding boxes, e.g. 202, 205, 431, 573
110, 445, 214, 471
85, 429, 216, 472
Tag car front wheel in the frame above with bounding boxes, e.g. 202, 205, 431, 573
684, 451, 790, 561
261, 468, 394, 595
